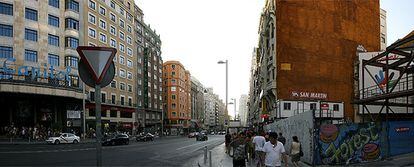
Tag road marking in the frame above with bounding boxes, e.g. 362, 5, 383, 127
0, 147, 95, 154
175, 138, 219, 151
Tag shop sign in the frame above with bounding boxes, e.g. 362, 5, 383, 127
395, 127, 410, 133
0, 58, 75, 82
67, 110, 81, 119
291, 91, 327, 99
321, 103, 329, 110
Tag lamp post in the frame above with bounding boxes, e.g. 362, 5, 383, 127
229, 98, 236, 121
217, 60, 228, 124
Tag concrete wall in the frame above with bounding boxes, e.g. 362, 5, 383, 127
264, 111, 314, 164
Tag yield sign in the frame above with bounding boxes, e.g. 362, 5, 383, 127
76, 46, 117, 84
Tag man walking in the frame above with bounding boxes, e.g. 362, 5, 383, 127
277, 133, 286, 145
231, 132, 247, 167
263, 132, 288, 167
252, 131, 266, 167
225, 131, 232, 154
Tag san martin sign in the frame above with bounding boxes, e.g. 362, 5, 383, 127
291, 91, 328, 100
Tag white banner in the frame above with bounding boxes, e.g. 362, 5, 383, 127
67, 110, 81, 119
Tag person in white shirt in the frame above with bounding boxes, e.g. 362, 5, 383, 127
263, 132, 288, 167
252, 131, 266, 167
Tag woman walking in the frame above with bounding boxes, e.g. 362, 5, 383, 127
290, 136, 301, 167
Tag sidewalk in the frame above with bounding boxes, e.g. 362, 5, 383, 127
187, 143, 310, 167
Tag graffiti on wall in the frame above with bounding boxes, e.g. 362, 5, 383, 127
316, 122, 381, 165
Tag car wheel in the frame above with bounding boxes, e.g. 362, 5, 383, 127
54, 140, 60, 145
111, 141, 116, 146
73, 140, 79, 144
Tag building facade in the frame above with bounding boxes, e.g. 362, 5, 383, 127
162, 61, 191, 135
134, 6, 163, 134
0, 0, 83, 132
190, 76, 204, 131
238, 94, 248, 127
249, 0, 380, 126
380, 8, 387, 51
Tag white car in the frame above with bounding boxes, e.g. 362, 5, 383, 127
46, 133, 80, 144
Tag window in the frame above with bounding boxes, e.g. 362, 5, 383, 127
120, 82, 125, 90
110, 13, 116, 22
333, 104, 339, 111
119, 19, 124, 28
127, 13, 132, 22
88, 28, 96, 38
99, 6, 106, 15
283, 103, 291, 110
128, 97, 132, 106
48, 15, 59, 27
171, 71, 175, 76
65, 18, 79, 30
110, 26, 116, 35
65, 37, 78, 49
172, 112, 176, 117
65, 0, 79, 12
119, 55, 124, 64
88, 13, 96, 24
0, 2, 13, 15
171, 87, 176, 91
119, 7, 124, 16
172, 64, 175, 69
89, 0, 96, 10
25, 50, 37, 62
310, 103, 317, 110
127, 60, 132, 67
25, 8, 37, 21
120, 111, 132, 118
110, 39, 116, 47
127, 72, 132, 79
172, 94, 176, 100
49, 0, 59, 8
48, 34, 59, 46
127, 25, 131, 33
110, 110, 117, 117
99, 33, 107, 43
110, 1, 115, 9
0, 46, 13, 58
119, 69, 126, 78
119, 31, 125, 40
111, 95, 116, 104
101, 93, 106, 103
127, 84, 132, 92
127, 36, 132, 44
99, 19, 106, 30
127, 48, 132, 56
110, 80, 116, 88
0, 24, 12, 37
89, 109, 95, 116
65, 56, 78, 68
120, 96, 125, 105
25, 29, 37, 41
172, 103, 176, 109
119, 43, 125, 52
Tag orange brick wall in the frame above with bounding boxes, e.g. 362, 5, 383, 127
275, 0, 380, 120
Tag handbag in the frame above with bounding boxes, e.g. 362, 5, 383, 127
299, 142, 304, 157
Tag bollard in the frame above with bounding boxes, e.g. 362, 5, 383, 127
209, 150, 212, 167
204, 146, 208, 164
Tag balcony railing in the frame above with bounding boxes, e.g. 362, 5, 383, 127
87, 98, 137, 108
0, 74, 81, 92
359, 76, 413, 99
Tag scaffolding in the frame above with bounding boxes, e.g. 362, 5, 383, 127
354, 31, 414, 122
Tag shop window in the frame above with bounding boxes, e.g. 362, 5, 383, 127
120, 111, 132, 118
310, 103, 317, 111
333, 104, 339, 111
110, 110, 117, 117
283, 102, 291, 110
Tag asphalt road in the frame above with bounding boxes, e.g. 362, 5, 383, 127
0, 135, 224, 166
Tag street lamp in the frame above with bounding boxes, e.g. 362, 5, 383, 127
217, 60, 228, 124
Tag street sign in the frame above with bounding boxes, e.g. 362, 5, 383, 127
321, 103, 329, 110
76, 46, 116, 85
76, 46, 116, 167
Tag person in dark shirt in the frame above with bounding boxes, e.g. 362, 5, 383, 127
225, 131, 232, 154
277, 132, 286, 145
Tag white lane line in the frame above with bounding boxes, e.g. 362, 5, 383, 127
175, 138, 219, 151
0, 147, 95, 154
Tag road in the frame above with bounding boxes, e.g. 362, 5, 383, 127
0, 135, 224, 166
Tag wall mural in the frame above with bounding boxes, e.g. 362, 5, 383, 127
316, 122, 381, 165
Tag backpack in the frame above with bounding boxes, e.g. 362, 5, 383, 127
299, 143, 304, 157
233, 143, 247, 160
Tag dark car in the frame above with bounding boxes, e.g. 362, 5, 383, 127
136, 133, 154, 142
196, 132, 208, 141
102, 134, 129, 146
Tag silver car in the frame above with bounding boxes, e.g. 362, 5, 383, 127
46, 133, 80, 144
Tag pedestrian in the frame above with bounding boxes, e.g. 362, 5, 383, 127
277, 133, 286, 145
290, 136, 301, 167
263, 132, 288, 167
245, 132, 254, 163
252, 131, 266, 167
230, 132, 247, 167
225, 131, 232, 154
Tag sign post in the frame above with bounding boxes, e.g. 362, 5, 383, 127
76, 46, 116, 166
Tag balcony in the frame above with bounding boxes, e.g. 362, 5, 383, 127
87, 98, 137, 108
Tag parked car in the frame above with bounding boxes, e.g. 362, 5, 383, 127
136, 133, 154, 142
46, 133, 80, 145
210, 132, 215, 135
188, 132, 199, 138
218, 131, 226, 135
102, 134, 129, 146
196, 132, 208, 141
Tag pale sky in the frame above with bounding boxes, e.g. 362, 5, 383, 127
135, 0, 413, 118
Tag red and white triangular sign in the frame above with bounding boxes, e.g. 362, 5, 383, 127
76, 46, 117, 84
